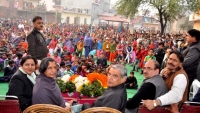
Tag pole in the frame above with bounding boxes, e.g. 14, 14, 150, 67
55, 9, 58, 23
45, 12, 46, 23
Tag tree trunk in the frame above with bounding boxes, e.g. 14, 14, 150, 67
160, 23, 165, 36
159, 11, 165, 36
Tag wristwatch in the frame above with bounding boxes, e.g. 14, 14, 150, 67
153, 100, 157, 107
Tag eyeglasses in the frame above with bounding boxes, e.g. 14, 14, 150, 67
143, 67, 155, 71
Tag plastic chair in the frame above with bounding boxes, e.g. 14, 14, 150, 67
23, 104, 71, 113
80, 107, 122, 113
0, 95, 21, 113
138, 105, 171, 113
180, 101, 200, 113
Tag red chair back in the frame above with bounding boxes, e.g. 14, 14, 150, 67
180, 102, 200, 113
138, 105, 171, 113
0, 95, 21, 113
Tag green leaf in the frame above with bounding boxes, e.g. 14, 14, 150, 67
65, 81, 76, 93
115, 0, 199, 35
80, 80, 106, 97
56, 79, 66, 93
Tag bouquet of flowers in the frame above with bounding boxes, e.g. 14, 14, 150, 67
56, 73, 108, 97
80, 73, 107, 97
80, 80, 106, 97
56, 74, 76, 93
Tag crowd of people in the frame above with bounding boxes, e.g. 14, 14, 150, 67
0, 16, 200, 113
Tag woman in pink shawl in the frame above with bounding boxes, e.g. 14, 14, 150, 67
131, 43, 137, 63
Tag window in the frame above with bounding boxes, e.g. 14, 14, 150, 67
74, 17, 77, 24
84, 18, 87, 24
66, 17, 69, 24
74, 17, 80, 24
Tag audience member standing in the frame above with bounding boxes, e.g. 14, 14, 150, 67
182, 29, 200, 99
48, 37, 58, 56
155, 42, 165, 66
27, 16, 48, 74
73, 34, 80, 52
84, 33, 92, 58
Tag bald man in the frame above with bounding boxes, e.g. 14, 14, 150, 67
126, 60, 168, 111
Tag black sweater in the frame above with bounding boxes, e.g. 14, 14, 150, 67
126, 82, 156, 109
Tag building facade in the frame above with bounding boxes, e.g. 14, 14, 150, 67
0, 0, 112, 24
189, 12, 200, 30
61, 12, 91, 24
0, 0, 56, 23
131, 16, 160, 31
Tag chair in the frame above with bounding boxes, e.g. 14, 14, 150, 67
138, 105, 171, 113
80, 107, 122, 113
0, 95, 21, 113
180, 101, 200, 113
23, 104, 71, 113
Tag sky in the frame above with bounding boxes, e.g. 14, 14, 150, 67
110, 0, 118, 4
110, 0, 157, 17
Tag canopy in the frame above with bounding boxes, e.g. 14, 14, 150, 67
99, 16, 129, 23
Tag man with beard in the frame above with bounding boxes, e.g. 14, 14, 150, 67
143, 51, 188, 112
27, 16, 48, 73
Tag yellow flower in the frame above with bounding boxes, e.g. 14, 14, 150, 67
97, 80, 103, 86
75, 82, 84, 92
77, 85, 83, 92
84, 79, 90, 85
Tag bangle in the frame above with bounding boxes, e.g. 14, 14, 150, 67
153, 100, 157, 107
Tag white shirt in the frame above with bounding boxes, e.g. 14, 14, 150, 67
158, 74, 187, 105
18, 24, 24, 29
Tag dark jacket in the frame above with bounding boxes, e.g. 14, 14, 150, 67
125, 76, 137, 85
4, 66, 17, 76
126, 75, 168, 110
94, 84, 127, 113
6, 70, 34, 111
155, 48, 165, 65
182, 41, 200, 78
27, 29, 48, 60
32, 74, 66, 108
192, 88, 200, 102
